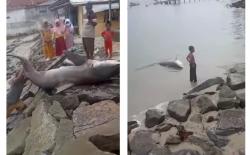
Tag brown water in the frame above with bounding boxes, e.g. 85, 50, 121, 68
128, 0, 245, 118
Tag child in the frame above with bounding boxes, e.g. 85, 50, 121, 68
101, 21, 114, 59
41, 21, 55, 60
53, 19, 67, 56
64, 18, 74, 50
186, 45, 197, 82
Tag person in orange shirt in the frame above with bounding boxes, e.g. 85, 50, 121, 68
101, 21, 114, 59
41, 21, 55, 60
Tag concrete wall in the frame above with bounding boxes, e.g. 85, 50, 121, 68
7, 6, 55, 36
95, 11, 120, 37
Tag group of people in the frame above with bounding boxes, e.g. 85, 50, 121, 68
41, 18, 74, 60
41, 2, 114, 61
82, 2, 114, 60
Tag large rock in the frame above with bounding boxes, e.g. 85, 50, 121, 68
218, 85, 236, 98
187, 77, 224, 94
65, 84, 119, 104
206, 128, 229, 148
217, 97, 239, 110
89, 134, 119, 154
53, 119, 74, 155
128, 121, 139, 134
55, 136, 115, 155
215, 109, 245, 136
165, 135, 181, 145
48, 101, 67, 121
148, 145, 171, 155
172, 149, 201, 155
23, 102, 58, 155
227, 73, 245, 90
155, 123, 173, 132
23, 91, 46, 117
73, 100, 119, 137
7, 118, 31, 155
194, 96, 217, 114
187, 136, 222, 155
58, 95, 80, 110
167, 99, 191, 122
236, 93, 245, 108
130, 130, 157, 155
145, 109, 165, 128
7, 113, 24, 132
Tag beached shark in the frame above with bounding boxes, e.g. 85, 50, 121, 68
136, 57, 184, 71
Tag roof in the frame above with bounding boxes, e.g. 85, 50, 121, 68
7, 0, 48, 11
49, 0, 71, 11
87, 3, 119, 12
49, 0, 119, 11
70, 0, 118, 6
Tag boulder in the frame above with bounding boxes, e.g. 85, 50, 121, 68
145, 109, 165, 128
227, 73, 245, 90
23, 102, 58, 155
59, 95, 80, 110
48, 101, 67, 121
206, 128, 229, 148
190, 114, 202, 123
7, 113, 24, 132
230, 0, 245, 8
54, 136, 115, 155
218, 85, 236, 98
7, 118, 31, 155
187, 77, 224, 94
194, 96, 217, 114
215, 109, 245, 136
236, 93, 245, 108
73, 100, 119, 137
128, 121, 139, 134
53, 119, 74, 155
217, 97, 239, 110
187, 136, 222, 155
149, 145, 171, 155
165, 135, 181, 145
155, 123, 173, 132
167, 99, 191, 122
89, 134, 119, 154
72, 84, 119, 104
130, 130, 157, 155
172, 149, 201, 155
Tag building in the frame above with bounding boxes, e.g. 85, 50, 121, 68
49, 0, 119, 38
7, 0, 56, 36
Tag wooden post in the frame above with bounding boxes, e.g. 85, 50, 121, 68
109, 0, 112, 22
77, 6, 84, 35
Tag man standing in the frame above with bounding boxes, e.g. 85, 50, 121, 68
186, 46, 197, 83
82, 2, 97, 59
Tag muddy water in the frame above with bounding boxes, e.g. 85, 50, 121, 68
128, 0, 245, 118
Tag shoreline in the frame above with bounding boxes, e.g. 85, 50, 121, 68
128, 63, 245, 155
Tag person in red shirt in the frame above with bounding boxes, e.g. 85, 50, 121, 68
101, 21, 113, 59
186, 46, 197, 83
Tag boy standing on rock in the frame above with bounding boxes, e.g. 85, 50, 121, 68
186, 46, 197, 83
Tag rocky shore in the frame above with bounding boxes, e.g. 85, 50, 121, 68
7, 34, 120, 155
128, 63, 245, 155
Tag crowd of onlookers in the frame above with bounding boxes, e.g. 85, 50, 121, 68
41, 2, 114, 61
